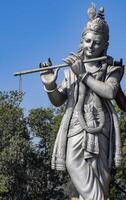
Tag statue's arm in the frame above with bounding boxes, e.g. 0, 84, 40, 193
42, 72, 68, 107
44, 85, 67, 107
83, 68, 123, 99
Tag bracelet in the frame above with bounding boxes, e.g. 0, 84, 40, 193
44, 84, 57, 93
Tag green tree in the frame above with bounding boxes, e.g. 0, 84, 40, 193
27, 107, 68, 200
0, 91, 31, 200
0, 92, 68, 200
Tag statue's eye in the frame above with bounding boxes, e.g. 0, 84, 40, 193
95, 41, 101, 45
85, 38, 91, 43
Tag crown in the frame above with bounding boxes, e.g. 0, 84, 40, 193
83, 3, 109, 42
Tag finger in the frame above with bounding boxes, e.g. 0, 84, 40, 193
39, 62, 43, 75
39, 62, 53, 75
47, 60, 54, 74
62, 57, 74, 64
62, 58, 70, 64
62, 58, 68, 63
69, 52, 79, 59
39, 62, 47, 68
68, 55, 79, 64
44, 62, 48, 67
48, 57, 52, 66
69, 52, 82, 62
41, 63, 47, 75
68, 56, 76, 62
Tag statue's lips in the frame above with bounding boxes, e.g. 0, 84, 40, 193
86, 49, 94, 53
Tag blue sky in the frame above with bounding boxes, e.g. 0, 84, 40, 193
0, 0, 126, 112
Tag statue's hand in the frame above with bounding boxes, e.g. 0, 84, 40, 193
63, 52, 85, 77
39, 58, 59, 89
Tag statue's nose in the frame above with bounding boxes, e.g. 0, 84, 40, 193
89, 41, 94, 48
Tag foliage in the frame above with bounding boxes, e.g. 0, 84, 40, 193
0, 91, 68, 200
27, 107, 68, 200
0, 91, 31, 200
0, 90, 126, 199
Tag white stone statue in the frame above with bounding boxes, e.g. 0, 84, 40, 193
40, 4, 125, 200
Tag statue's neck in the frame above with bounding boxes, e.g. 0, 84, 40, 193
84, 59, 101, 73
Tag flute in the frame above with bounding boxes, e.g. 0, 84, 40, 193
14, 56, 107, 76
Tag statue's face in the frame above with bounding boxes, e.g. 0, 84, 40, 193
82, 31, 106, 58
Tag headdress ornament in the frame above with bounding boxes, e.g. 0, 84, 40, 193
83, 3, 109, 42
